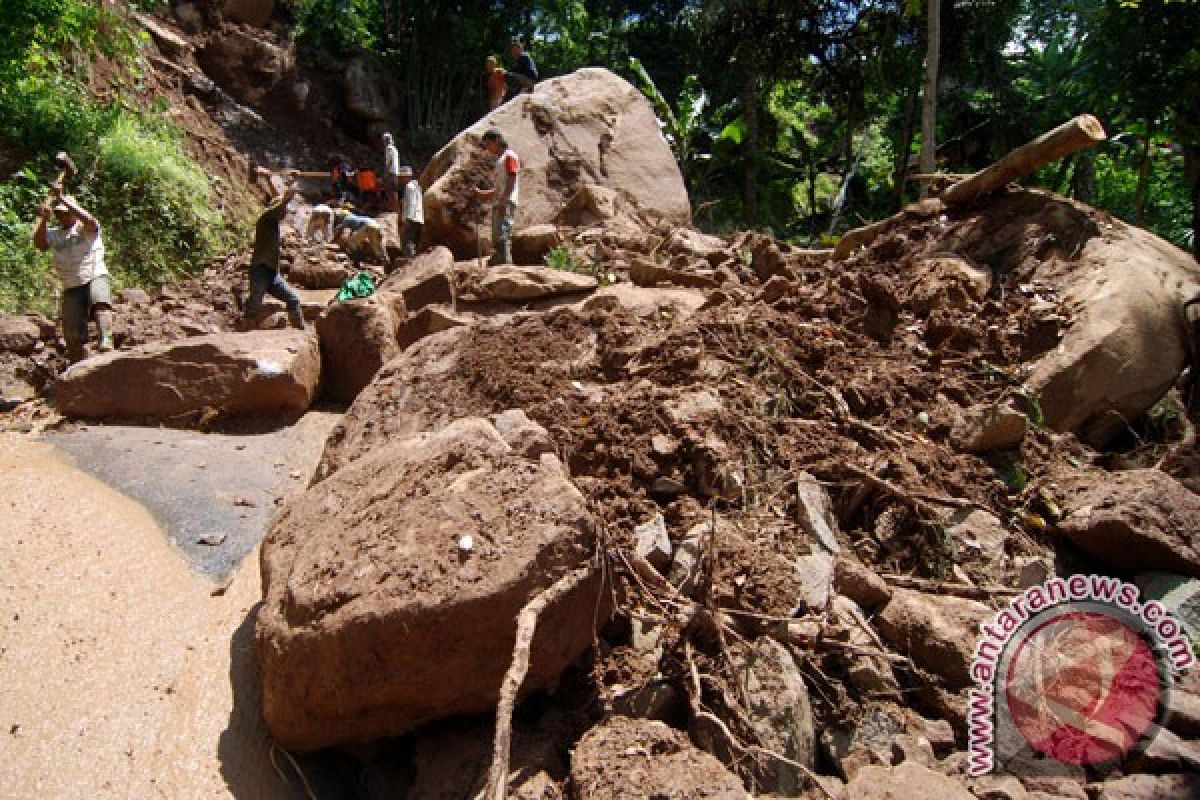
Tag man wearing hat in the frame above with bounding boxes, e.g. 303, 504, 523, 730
399, 165, 423, 257
382, 132, 401, 214
32, 185, 115, 362
475, 128, 520, 265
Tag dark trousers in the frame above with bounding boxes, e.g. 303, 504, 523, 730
244, 263, 300, 319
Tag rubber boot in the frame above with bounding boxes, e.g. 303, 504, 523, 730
95, 309, 115, 352
288, 308, 306, 331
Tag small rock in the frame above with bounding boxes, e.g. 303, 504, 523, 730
833, 557, 892, 608
612, 680, 679, 720
668, 520, 710, 594
633, 513, 672, 572
951, 403, 1028, 453
649, 476, 686, 495
197, 532, 227, 546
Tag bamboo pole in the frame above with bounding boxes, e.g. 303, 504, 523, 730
941, 114, 1107, 206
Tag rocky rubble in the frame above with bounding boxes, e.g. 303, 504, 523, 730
6, 53, 1200, 798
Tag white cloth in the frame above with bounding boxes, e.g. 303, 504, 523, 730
494, 148, 520, 207
46, 221, 107, 289
384, 143, 400, 176
402, 181, 424, 224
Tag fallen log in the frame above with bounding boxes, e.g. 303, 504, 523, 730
941, 114, 1107, 206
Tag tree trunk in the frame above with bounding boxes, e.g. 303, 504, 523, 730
1135, 118, 1154, 224
919, 0, 941, 199
741, 60, 759, 227
942, 114, 1107, 206
894, 74, 920, 208
1185, 142, 1200, 262
1071, 150, 1097, 203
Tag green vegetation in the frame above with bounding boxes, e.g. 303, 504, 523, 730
3, 0, 1195, 315
545, 244, 614, 286
0, 0, 235, 313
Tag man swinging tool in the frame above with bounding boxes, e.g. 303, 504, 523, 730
31, 152, 116, 362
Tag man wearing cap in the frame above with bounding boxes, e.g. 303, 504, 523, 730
382, 132, 401, 214
399, 166, 423, 258
32, 185, 115, 362
474, 129, 520, 265
244, 167, 306, 330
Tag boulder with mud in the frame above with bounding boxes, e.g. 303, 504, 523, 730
314, 294, 405, 404
256, 417, 601, 751
851, 190, 1200, 445
420, 68, 690, 258
570, 716, 749, 799
54, 329, 320, 420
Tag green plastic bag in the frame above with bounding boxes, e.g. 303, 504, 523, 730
336, 271, 375, 303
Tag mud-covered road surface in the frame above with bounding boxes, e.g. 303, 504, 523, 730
0, 413, 338, 798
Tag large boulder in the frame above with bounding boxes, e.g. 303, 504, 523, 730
379, 246, 456, 313
315, 324, 472, 481
421, 68, 691, 258
314, 295, 404, 404
1058, 469, 1200, 577
1023, 218, 1200, 445
256, 417, 601, 751
341, 57, 389, 122
196, 29, 291, 106
54, 330, 319, 420
570, 716, 749, 800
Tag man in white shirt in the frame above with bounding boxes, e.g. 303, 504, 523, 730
399, 166, 423, 257
382, 132, 401, 214
32, 186, 115, 362
474, 128, 520, 265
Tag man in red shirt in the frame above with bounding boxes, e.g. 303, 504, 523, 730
475, 128, 520, 265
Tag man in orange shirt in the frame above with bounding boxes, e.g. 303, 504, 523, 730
485, 55, 507, 110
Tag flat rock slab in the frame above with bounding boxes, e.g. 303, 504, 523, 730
48, 412, 341, 581
54, 329, 320, 420
479, 265, 598, 301
257, 416, 600, 751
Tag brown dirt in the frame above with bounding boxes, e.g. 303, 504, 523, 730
0, 433, 288, 798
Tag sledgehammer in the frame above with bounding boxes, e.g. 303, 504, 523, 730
42, 151, 77, 205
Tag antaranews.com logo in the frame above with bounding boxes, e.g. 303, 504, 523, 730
967, 574, 1195, 775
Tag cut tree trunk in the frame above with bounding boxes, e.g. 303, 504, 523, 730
942, 114, 1107, 206
919, 0, 941, 199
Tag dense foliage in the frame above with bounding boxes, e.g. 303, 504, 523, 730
0, 0, 233, 313
1, 0, 1194, 314
282, 0, 1196, 252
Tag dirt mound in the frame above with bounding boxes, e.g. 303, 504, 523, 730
282, 187, 1200, 797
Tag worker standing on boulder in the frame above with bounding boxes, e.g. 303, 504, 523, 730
475, 128, 520, 266
383, 132, 401, 214
504, 38, 538, 102
485, 55, 507, 110
32, 185, 115, 362
399, 165, 423, 258
243, 167, 305, 331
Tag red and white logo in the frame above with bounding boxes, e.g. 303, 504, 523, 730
967, 576, 1192, 776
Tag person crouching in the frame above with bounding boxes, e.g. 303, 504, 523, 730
333, 208, 388, 265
